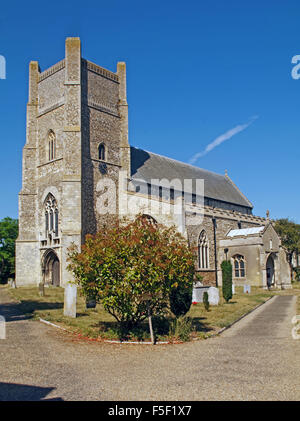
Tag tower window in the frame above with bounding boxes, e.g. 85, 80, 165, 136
98, 143, 106, 161
44, 193, 58, 237
48, 130, 56, 161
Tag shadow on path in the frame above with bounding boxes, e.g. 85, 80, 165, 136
0, 382, 63, 401
0, 288, 63, 322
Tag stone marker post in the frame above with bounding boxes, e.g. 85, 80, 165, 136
64, 283, 77, 318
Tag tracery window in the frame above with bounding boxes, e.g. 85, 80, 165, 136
98, 143, 106, 161
198, 230, 209, 269
48, 130, 56, 161
233, 255, 246, 278
45, 193, 59, 237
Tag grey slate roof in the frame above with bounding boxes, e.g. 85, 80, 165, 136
130, 146, 253, 208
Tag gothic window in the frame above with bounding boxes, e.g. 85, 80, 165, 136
141, 214, 157, 226
44, 193, 59, 237
98, 143, 106, 161
233, 255, 246, 278
198, 230, 209, 269
48, 130, 56, 161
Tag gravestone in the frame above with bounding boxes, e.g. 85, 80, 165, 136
38, 283, 45, 297
244, 284, 251, 294
208, 287, 219, 305
232, 284, 235, 295
0, 316, 5, 340
8, 278, 16, 288
192, 286, 209, 303
64, 283, 77, 318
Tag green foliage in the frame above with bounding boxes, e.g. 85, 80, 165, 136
203, 291, 210, 311
169, 316, 192, 342
274, 219, 300, 257
0, 217, 18, 284
293, 267, 300, 282
221, 260, 233, 303
67, 215, 195, 329
169, 282, 192, 317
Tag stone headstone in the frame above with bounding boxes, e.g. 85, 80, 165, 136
0, 316, 5, 339
244, 284, 251, 294
8, 278, 16, 288
192, 287, 201, 303
192, 286, 209, 303
232, 284, 235, 295
208, 287, 219, 305
38, 283, 45, 297
64, 284, 77, 318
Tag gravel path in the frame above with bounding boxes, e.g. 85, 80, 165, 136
0, 288, 299, 401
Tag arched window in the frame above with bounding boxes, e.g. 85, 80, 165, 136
198, 230, 209, 269
233, 255, 246, 278
48, 130, 56, 161
98, 143, 106, 161
44, 193, 59, 237
140, 214, 157, 226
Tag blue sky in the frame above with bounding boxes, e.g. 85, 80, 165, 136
0, 0, 299, 222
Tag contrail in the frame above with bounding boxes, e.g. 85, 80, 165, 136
189, 116, 258, 165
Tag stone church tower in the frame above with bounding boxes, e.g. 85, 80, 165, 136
16, 37, 130, 286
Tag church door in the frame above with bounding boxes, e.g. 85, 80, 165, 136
43, 250, 60, 287
52, 258, 60, 286
266, 255, 275, 288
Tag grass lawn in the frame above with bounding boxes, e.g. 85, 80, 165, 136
6, 284, 293, 342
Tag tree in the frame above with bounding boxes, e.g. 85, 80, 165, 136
221, 260, 232, 303
273, 218, 300, 273
67, 215, 195, 330
0, 217, 18, 284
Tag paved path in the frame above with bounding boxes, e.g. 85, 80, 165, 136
0, 288, 299, 401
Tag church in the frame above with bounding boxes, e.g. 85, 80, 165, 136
15, 38, 291, 290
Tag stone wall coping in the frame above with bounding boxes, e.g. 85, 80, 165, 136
38, 59, 65, 83
85, 59, 119, 83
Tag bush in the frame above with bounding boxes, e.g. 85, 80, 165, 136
169, 316, 192, 342
203, 291, 209, 311
169, 283, 192, 317
221, 260, 233, 303
67, 215, 195, 329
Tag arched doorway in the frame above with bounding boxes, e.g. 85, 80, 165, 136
43, 250, 60, 286
266, 254, 275, 288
